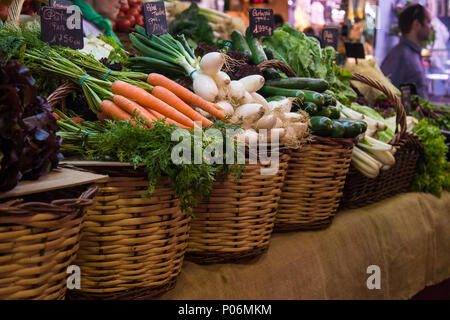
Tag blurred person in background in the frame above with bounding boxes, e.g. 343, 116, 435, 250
380, 4, 433, 99
72, 0, 126, 47
274, 14, 284, 29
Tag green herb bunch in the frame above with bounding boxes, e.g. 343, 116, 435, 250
411, 119, 450, 197
57, 113, 244, 214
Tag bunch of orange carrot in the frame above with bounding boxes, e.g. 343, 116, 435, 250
97, 73, 227, 129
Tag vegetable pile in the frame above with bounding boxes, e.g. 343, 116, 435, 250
115, 0, 145, 32
262, 23, 357, 105
0, 59, 62, 192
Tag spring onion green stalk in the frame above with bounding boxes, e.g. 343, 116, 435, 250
128, 26, 198, 76
24, 48, 113, 113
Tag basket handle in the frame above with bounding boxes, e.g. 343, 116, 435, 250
258, 60, 297, 78
47, 82, 79, 110
6, 0, 25, 27
351, 73, 406, 144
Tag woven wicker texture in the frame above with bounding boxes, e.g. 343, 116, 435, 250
276, 136, 355, 232
340, 73, 424, 210
0, 186, 97, 300
5, 0, 24, 26
66, 166, 190, 300
186, 147, 290, 264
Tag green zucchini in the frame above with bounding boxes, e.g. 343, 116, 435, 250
338, 119, 363, 138
302, 102, 319, 116
259, 86, 303, 98
317, 107, 332, 118
330, 120, 346, 138
265, 77, 329, 92
264, 47, 275, 60
328, 105, 341, 119
266, 96, 287, 102
245, 27, 267, 65
245, 28, 280, 79
230, 31, 251, 59
302, 90, 325, 107
324, 94, 337, 106
309, 116, 334, 137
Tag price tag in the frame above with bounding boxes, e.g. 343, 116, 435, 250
40, 6, 83, 50
249, 8, 274, 37
321, 27, 339, 50
400, 84, 413, 114
142, 1, 168, 36
344, 42, 365, 59
49, 0, 73, 9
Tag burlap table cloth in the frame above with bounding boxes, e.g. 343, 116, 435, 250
156, 192, 450, 300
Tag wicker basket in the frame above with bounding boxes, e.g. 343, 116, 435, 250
339, 73, 424, 210
65, 165, 190, 300
0, 186, 97, 300
186, 146, 290, 264
275, 136, 355, 232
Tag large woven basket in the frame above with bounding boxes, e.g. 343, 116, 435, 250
0, 185, 97, 300
186, 146, 290, 264
65, 165, 190, 300
275, 136, 355, 232
339, 73, 424, 210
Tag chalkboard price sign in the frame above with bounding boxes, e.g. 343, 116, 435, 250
40, 7, 83, 50
142, 1, 168, 36
249, 8, 274, 37
344, 42, 366, 59
321, 27, 339, 50
49, 0, 73, 9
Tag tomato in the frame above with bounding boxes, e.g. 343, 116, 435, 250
0, 5, 8, 22
118, 11, 126, 18
127, 8, 139, 17
120, 4, 129, 12
126, 14, 136, 27
136, 15, 144, 27
131, 4, 142, 13
128, 0, 137, 6
116, 19, 131, 32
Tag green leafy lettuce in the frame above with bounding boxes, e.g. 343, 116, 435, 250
168, 2, 215, 48
411, 119, 450, 197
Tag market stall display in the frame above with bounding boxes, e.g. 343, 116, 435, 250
0, 0, 449, 301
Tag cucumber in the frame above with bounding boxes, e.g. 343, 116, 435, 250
263, 69, 282, 80
309, 116, 334, 137
231, 31, 251, 59
324, 94, 337, 106
317, 107, 332, 118
264, 47, 275, 60
328, 105, 341, 119
338, 120, 363, 138
245, 28, 280, 79
245, 27, 268, 65
266, 96, 287, 102
303, 102, 319, 116
265, 78, 329, 92
259, 86, 303, 98
330, 120, 346, 138
340, 118, 368, 135
302, 90, 325, 107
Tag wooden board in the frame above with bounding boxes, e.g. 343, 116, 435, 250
0, 168, 108, 200
60, 160, 143, 167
